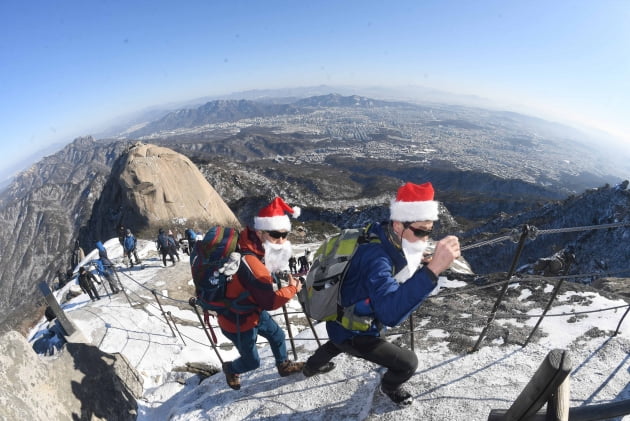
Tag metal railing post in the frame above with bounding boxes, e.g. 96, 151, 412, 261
151, 289, 176, 338
524, 278, 565, 347
471, 224, 532, 352
167, 311, 186, 345
614, 305, 630, 336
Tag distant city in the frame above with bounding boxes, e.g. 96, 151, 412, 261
128, 98, 627, 189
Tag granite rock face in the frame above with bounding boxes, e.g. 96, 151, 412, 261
85, 142, 241, 243
0, 137, 127, 332
0, 330, 139, 421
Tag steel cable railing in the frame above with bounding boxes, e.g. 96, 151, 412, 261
90, 220, 630, 356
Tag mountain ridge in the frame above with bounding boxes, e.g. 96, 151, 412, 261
1, 93, 629, 335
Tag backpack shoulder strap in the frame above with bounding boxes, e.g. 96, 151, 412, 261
335, 223, 382, 329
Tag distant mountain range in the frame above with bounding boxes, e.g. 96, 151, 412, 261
1, 93, 629, 335
123, 94, 404, 138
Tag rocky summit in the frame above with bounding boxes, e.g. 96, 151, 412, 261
85, 142, 241, 243
0, 140, 240, 333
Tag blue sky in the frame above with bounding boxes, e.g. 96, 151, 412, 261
1, 1, 629, 180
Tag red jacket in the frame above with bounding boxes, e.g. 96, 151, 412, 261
217, 227, 297, 333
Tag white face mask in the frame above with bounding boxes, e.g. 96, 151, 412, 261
263, 240, 293, 273
396, 238, 429, 283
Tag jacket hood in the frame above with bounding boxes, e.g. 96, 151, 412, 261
238, 226, 264, 258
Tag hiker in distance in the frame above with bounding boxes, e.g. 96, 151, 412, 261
302, 181, 461, 406
220, 197, 305, 390
157, 228, 177, 267
96, 241, 121, 294
77, 266, 101, 301
123, 229, 142, 267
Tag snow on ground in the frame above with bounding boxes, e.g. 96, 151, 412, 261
29, 238, 630, 420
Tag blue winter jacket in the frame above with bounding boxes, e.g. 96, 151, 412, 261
124, 234, 136, 251
326, 222, 438, 344
96, 241, 114, 267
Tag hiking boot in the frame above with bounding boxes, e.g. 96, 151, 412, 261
380, 385, 413, 406
277, 360, 305, 377
222, 362, 241, 390
302, 362, 336, 377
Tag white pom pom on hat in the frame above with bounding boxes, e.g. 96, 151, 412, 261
390, 182, 439, 222
254, 197, 301, 232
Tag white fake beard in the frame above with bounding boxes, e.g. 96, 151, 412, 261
263, 240, 293, 273
395, 238, 429, 284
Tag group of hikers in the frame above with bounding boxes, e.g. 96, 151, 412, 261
212, 181, 460, 406
288, 250, 311, 274
59, 225, 142, 299
60, 180, 460, 406
60, 224, 188, 299
121, 224, 185, 268
71, 240, 122, 300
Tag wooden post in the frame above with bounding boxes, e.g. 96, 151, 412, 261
38, 282, 76, 336
489, 398, 630, 421
487, 349, 572, 421
546, 375, 570, 421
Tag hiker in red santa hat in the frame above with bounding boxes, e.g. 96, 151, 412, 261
303, 181, 461, 406
219, 196, 305, 390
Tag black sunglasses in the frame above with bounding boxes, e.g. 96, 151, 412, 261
266, 230, 289, 239
403, 223, 433, 238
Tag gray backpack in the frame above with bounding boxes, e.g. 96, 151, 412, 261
298, 225, 378, 330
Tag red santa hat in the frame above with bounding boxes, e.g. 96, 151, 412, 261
390, 182, 439, 222
254, 197, 301, 232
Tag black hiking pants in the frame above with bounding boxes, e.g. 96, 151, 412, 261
161, 249, 176, 266
305, 335, 418, 391
125, 249, 141, 265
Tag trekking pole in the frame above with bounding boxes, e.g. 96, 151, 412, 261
274, 273, 298, 360
202, 310, 219, 344
91, 262, 111, 299
297, 276, 322, 346
113, 267, 134, 307
189, 298, 224, 364
301, 304, 322, 347
151, 289, 177, 338
96, 273, 111, 300
409, 314, 415, 351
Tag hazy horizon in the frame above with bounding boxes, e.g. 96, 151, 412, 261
2, 83, 630, 186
